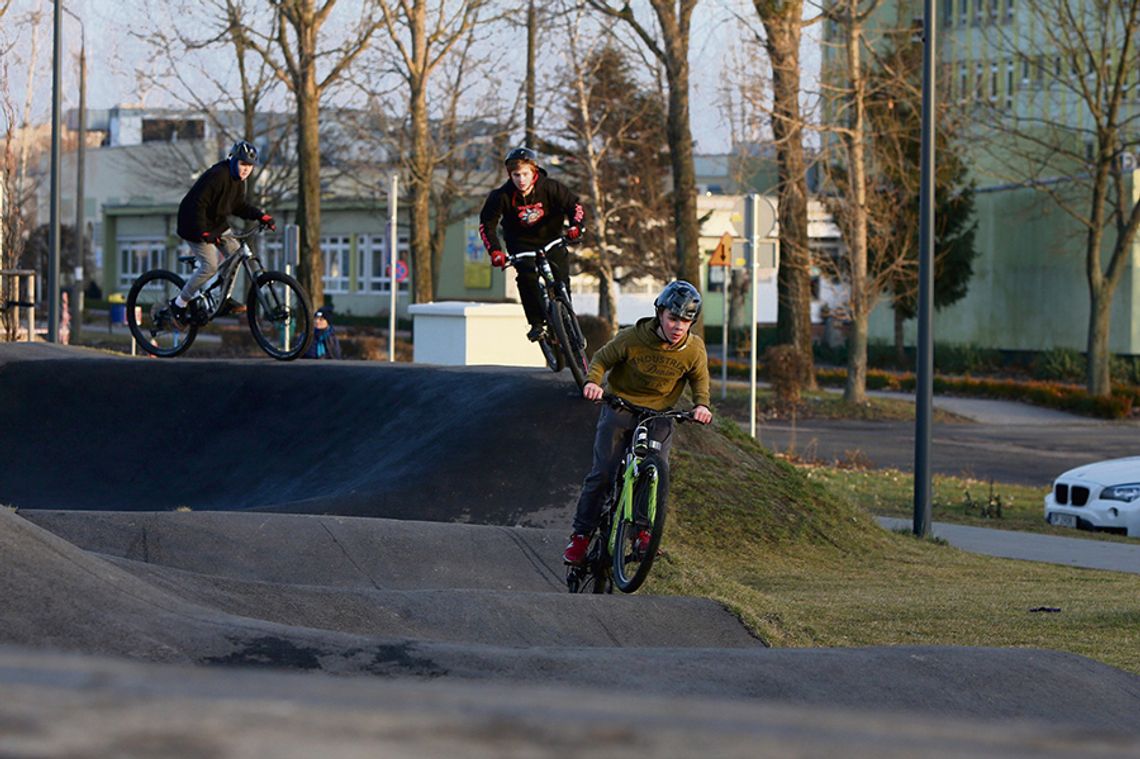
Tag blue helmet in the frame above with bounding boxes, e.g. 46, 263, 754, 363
654, 280, 702, 320
227, 140, 259, 178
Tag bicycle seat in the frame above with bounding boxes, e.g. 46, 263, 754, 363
178, 255, 195, 264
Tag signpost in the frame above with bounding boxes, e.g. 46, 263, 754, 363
388, 174, 399, 362
709, 232, 733, 399
744, 195, 778, 439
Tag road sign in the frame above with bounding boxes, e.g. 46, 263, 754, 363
388, 259, 409, 283
709, 232, 733, 267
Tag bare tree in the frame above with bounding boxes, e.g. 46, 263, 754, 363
1, 1, 46, 340
132, 0, 293, 210
818, 0, 883, 403
370, 0, 489, 304
558, 9, 673, 336
751, 0, 820, 386
975, 0, 1140, 397
242, 0, 383, 307
586, 0, 702, 294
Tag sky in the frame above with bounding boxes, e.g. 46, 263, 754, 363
3, 0, 821, 156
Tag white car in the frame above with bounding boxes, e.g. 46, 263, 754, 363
1044, 457, 1140, 538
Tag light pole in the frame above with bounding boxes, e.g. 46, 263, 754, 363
48, 0, 63, 342
64, 5, 86, 339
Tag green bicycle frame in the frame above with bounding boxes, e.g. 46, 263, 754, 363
607, 454, 659, 554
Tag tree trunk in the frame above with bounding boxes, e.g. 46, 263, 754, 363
842, 2, 869, 405
296, 63, 323, 307
759, 0, 816, 387
408, 2, 433, 305
1086, 285, 1112, 396
893, 306, 906, 366
597, 264, 617, 337
410, 84, 432, 304
664, 63, 700, 290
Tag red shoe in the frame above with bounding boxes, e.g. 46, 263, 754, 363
634, 529, 653, 558
563, 533, 589, 565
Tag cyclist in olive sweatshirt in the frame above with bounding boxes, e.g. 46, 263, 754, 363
563, 280, 713, 566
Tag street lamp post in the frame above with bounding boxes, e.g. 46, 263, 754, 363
64, 5, 86, 340
48, 0, 63, 342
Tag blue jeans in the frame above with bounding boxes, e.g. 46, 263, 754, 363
571, 404, 674, 535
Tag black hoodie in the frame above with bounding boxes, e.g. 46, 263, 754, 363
177, 161, 264, 242
478, 168, 585, 253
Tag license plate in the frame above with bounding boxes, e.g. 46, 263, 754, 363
1051, 513, 1077, 529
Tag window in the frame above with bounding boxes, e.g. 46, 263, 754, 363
1006, 59, 1015, 108
260, 234, 286, 272
358, 232, 411, 294
1005, 0, 1014, 21
943, 0, 954, 24
118, 238, 165, 288
322, 235, 352, 294
1021, 57, 1030, 85
141, 119, 204, 143
989, 0, 998, 21
991, 62, 999, 100
959, 63, 970, 102
960, 0, 969, 26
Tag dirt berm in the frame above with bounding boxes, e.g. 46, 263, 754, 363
1, 343, 1138, 756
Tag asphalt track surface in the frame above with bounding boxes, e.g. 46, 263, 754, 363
1, 343, 1138, 756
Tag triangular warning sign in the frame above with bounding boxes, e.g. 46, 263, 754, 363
709, 232, 732, 267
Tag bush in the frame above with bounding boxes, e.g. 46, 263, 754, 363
1033, 348, 1086, 382
764, 345, 809, 408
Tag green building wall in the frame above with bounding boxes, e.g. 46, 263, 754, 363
869, 172, 1140, 355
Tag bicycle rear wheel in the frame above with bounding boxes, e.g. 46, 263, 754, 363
126, 269, 198, 357
548, 299, 589, 388
246, 271, 314, 360
612, 456, 668, 593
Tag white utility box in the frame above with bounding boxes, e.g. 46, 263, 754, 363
408, 301, 545, 367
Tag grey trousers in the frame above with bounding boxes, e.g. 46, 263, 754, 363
571, 403, 675, 536
179, 236, 241, 301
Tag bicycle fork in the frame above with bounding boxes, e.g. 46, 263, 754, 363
607, 456, 659, 555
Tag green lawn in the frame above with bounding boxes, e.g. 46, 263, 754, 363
650, 418, 1140, 675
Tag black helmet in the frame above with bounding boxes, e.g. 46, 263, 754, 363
504, 146, 539, 167
654, 280, 702, 320
229, 140, 259, 165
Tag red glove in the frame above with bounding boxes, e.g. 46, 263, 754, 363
489, 249, 508, 269
566, 226, 582, 242
201, 231, 214, 244
259, 213, 276, 231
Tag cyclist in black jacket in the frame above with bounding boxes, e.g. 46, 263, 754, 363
170, 140, 275, 324
479, 147, 585, 341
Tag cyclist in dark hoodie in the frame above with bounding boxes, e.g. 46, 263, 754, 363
563, 280, 713, 566
170, 140, 275, 325
479, 147, 585, 342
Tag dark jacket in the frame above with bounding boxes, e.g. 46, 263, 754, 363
478, 169, 585, 253
177, 161, 264, 242
303, 325, 342, 360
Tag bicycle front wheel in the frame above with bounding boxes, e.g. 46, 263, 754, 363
549, 299, 589, 388
246, 271, 314, 360
126, 269, 197, 357
612, 456, 668, 593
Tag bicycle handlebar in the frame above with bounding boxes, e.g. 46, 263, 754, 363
504, 235, 574, 268
220, 224, 268, 242
600, 392, 696, 423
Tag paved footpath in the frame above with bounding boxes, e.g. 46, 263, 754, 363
877, 517, 1140, 574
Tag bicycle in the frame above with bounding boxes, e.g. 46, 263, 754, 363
566, 394, 695, 594
126, 227, 314, 360
506, 235, 590, 388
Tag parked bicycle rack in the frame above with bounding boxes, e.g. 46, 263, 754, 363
1, 269, 36, 342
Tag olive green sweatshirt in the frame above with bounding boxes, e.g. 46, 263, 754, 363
586, 316, 711, 410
